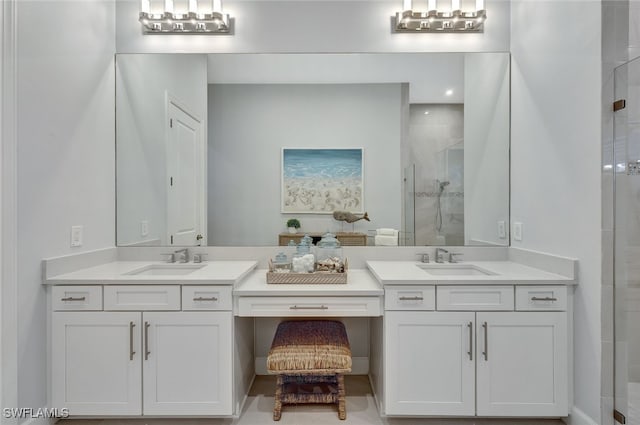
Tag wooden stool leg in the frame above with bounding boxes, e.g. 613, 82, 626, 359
273, 375, 283, 421
337, 374, 346, 420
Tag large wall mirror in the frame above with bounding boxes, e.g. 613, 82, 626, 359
116, 53, 510, 247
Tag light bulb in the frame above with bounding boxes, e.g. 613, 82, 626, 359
428, 0, 437, 11
451, 0, 460, 11
165, 0, 174, 14
213, 0, 222, 13
141, 0, 150, 14
476, 0, 485, 11
403, 0, 412, 11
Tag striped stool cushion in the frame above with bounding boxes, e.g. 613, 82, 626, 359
267, 320, 352, 374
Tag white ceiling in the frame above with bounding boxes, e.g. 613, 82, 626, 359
206, 53, 466, 103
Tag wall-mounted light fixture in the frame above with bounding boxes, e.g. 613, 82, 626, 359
393, 0, 486, 33
139, 0, 230, 34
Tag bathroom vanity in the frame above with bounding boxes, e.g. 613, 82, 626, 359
367, 260, 573, 418
43, 251, 575, 420
45, 260, 257, 417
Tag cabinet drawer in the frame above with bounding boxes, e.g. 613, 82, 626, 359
104, 286, 180, 311
52, 286, 102, 311
515, 286, 567, 311
182, 286, 232, 311
236, 296, 382, 317
437, 286, 514, 311
385, 286, 435, 310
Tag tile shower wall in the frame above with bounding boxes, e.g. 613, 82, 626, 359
403, 104, 464, 246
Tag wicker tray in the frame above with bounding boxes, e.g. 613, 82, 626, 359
266, 259, 348, 284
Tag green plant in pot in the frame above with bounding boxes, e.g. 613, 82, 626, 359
286, 218, 301, 234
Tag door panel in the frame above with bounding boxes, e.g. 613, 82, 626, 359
385, 311, 475, 416
476, 312, 567, 416
52, 312, 142, 415
142, 312, 232, 415
167, 100, 205, 246
614, 55, 640, 425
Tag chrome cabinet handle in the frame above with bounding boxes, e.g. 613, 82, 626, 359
398, 296, 424, 301
129, 321, 136, 361
61, 296, 86, 301
193, 296, 218, 301
467, 322, 473, 361
289, 305, 328, 310
482, 321, 488, 361
531, 296, 558, 301
144, 322, 150, 360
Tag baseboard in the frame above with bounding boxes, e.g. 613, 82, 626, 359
255, 356, 369, 375
565, 406, 599, 425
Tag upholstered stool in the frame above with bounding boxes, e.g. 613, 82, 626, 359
267, 320, 352, 421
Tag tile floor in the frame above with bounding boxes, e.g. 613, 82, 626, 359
57, 376, 566, 425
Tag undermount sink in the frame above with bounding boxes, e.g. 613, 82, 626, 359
125, 264, 206, 276
417, 264, 497, 276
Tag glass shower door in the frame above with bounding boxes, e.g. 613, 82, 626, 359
403, 164, 415, 246
614, 55, 640, 425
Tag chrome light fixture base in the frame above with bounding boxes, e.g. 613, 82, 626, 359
139, 11, 230, 34
393, 8, 486, 32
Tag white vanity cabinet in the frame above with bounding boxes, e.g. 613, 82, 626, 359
385, 311, 475, 415
51, 285, 233, 417
382, 284, 569, 418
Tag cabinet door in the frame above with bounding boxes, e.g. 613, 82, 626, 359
385, 311, 475, 416
52, 312, 142, 415
142, 312, 232, 415
476, 312, 568, 416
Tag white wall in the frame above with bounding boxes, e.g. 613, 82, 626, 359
207, 83, 402, 245
116, 54, 208, 246
15, 0, 116, 418
510, 1, 602, 423
116, 0, 510, 53
464, 53, 510, 246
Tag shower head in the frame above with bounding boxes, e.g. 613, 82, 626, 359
437, 180, 450, 192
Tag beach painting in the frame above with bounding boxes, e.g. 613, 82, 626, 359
281, 148, 364, 214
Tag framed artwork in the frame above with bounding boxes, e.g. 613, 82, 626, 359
281, 148, 364, 214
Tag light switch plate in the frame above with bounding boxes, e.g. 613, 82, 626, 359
71, 225, 83, 247
497, 221, 506, 239
141, 220, 149, 237
513, 222, 523, 241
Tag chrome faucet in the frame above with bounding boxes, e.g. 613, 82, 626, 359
174, 248, 189, 263
435, 248, 448, 263
416, 253, 430, 263
449, 252, 463, 263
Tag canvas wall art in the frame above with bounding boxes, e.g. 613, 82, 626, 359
281, 148, 364, 214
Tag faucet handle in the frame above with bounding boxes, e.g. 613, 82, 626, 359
449, 253, 463, 263
193, 253, 208, 263
161, 253, 175, 263
415, 253, 430, 263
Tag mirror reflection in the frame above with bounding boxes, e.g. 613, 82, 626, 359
116, 53, 509, 247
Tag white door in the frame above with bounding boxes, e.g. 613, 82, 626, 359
385, 311, 475, 416
167, 99, 205, 246
52, 312, 142, 415
476, 312, 568, 416
142, 312, 232, 415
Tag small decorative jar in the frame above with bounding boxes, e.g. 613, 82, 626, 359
271, 252, 291, 273
315, 232, 344, 273
292, 243, 315, 273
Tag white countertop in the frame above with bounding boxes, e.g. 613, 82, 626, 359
45, 261, 258, 285
234, 269, 383, 296
366, 261, 575, 285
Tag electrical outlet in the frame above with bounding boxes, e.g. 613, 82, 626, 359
513, 222, 523, 241
497, 221, 506, 239
71, 225, 83, 247
141, 220, 149, 237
